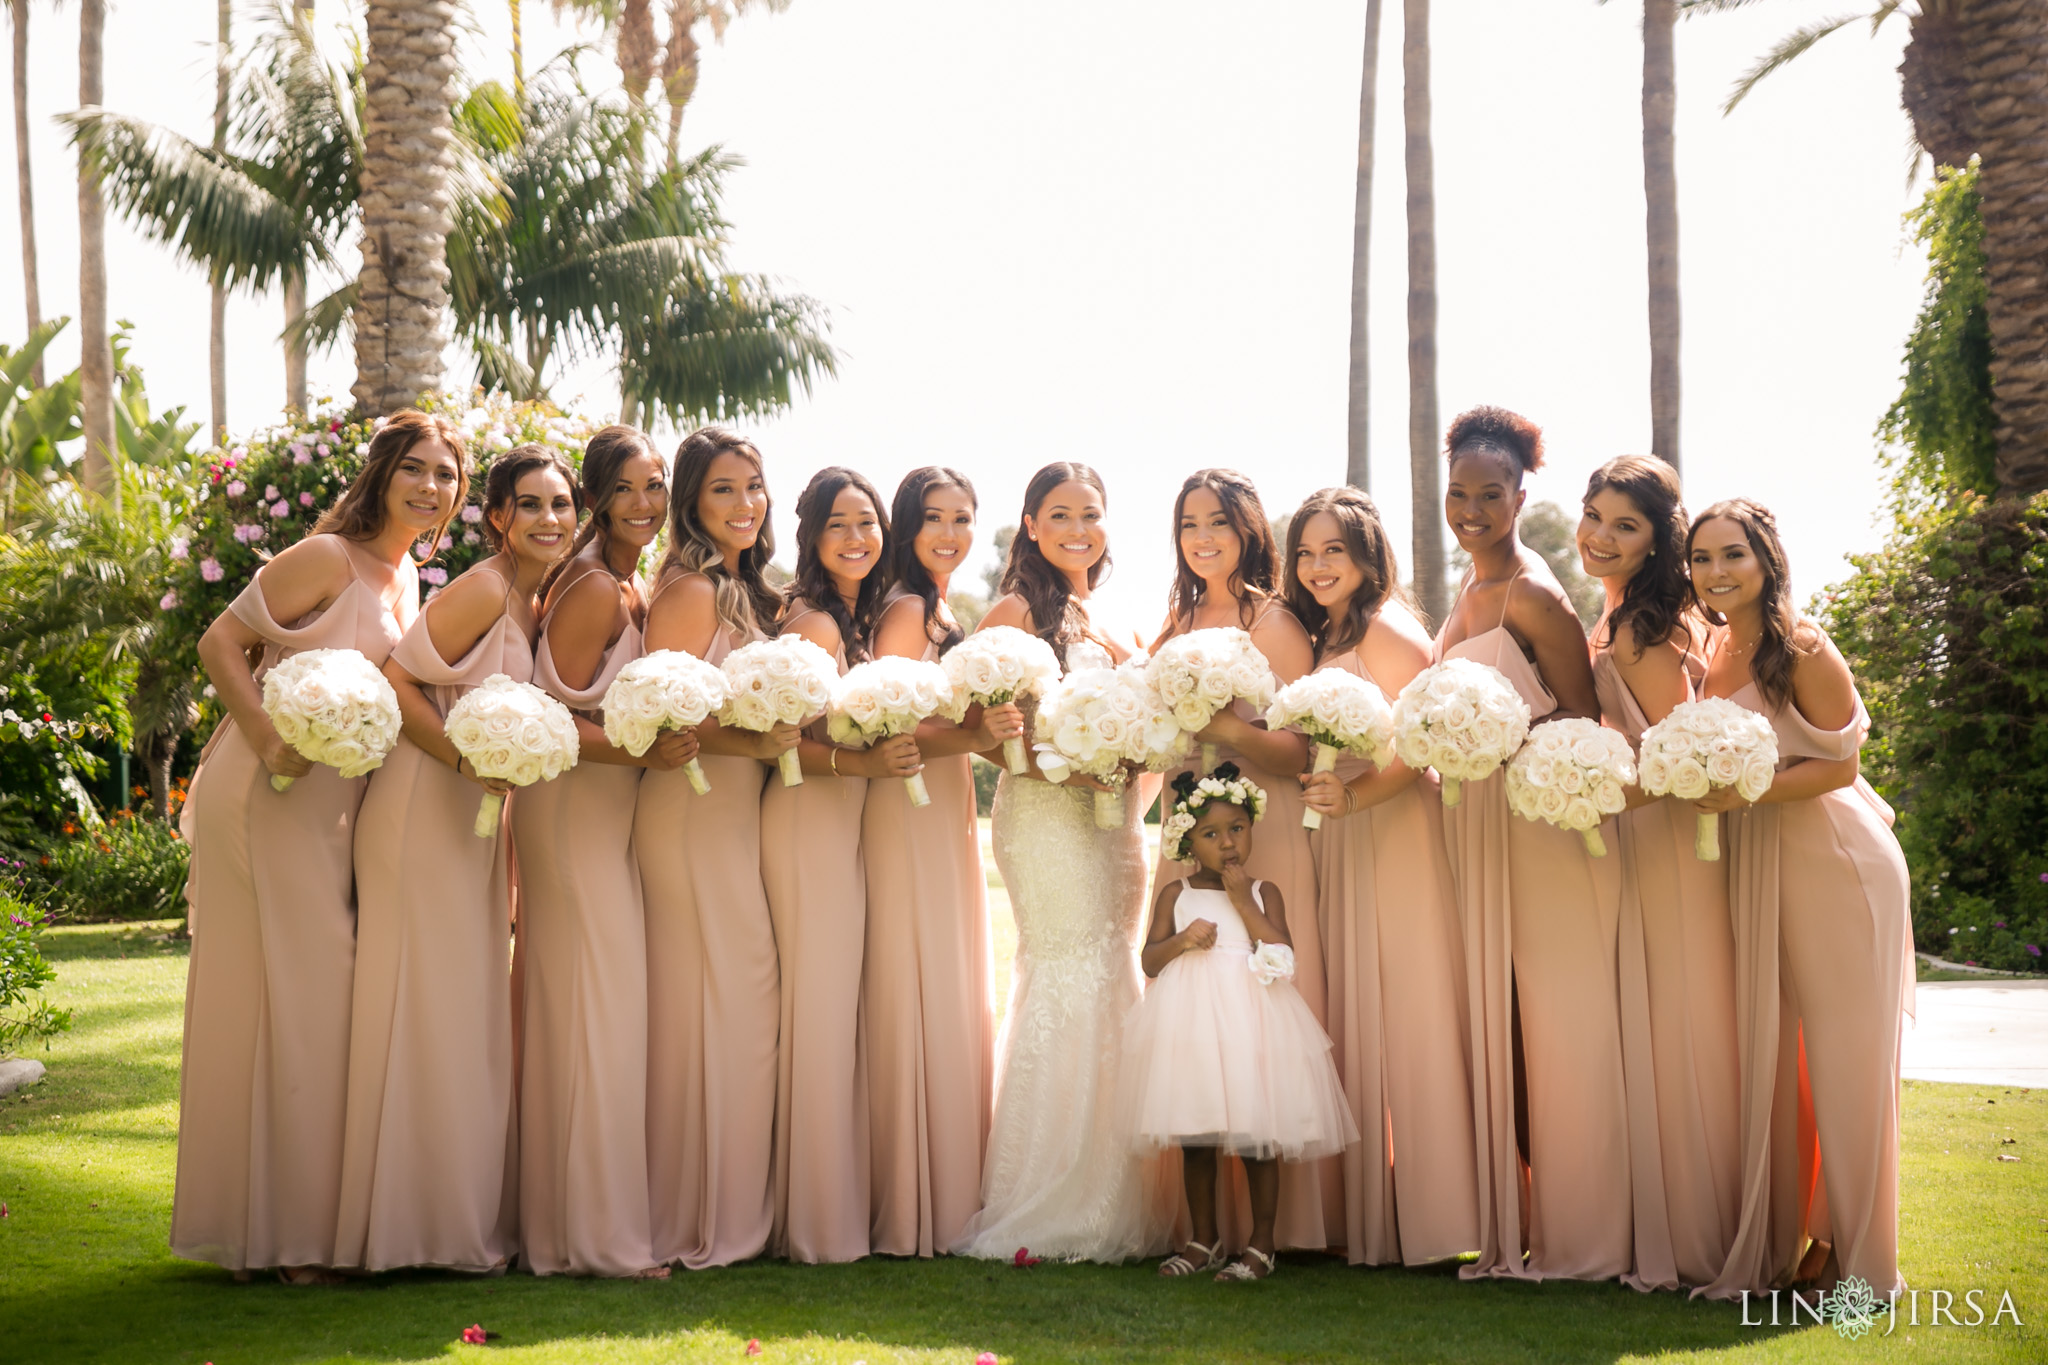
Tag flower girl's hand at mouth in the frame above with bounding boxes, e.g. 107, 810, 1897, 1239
643, 727, 699, 772
1221, 860, 1255, 903
1179, 918, 1218, 953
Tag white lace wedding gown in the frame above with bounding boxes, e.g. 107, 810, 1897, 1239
954, 642, 1174, 1263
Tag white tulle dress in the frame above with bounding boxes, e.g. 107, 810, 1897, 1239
1117, 880, 1357, 1162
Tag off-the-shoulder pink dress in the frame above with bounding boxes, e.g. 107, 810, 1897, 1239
760, 607, 871, 1263
1592, 623, 1740, 1292
513, 564, 654, 1275
173, 534, 412, 1271
1700, 657, 1911, 1301
639, 575, 779, 1270
334, 561, 529, 1271
1312, 643, 1478, 1266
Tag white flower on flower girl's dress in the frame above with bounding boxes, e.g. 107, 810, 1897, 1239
1248, 941, 1295, 986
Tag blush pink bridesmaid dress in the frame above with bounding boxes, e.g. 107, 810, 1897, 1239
639, 572, 779, 1270
1437, 571, 1631, 1282
513, 565, 655, 1276
760, 606, 871, 1263
173, 535, 411, 1271
861, 590, 995, 1257
1592, 623, 1741, 1292
1700, 650, 1911, 1301
333, 561, 529, 1272
1311, 641, 1478, 1267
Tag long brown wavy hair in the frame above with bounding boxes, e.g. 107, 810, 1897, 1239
479, 444, 579, 553
889, 466, 976, 654
1584, 455, 1690, 663
1165, 468, 1279, 631
1686, 498, 1810, 709
312, 409, 468, 559
1282, 486, 1407, 662
787, 466, 891, 664
538, 425, 664, 602
657, 426, 782, 640
999, 461, 1112, 669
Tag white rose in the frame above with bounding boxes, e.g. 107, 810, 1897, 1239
1669, 757, 1711, 801
1557, 764, 1586, 796
1594, 779, 1627, 813
1536, 786, 1570, 821
1705, 750, 1744, 787
1564, 797, 1600, 830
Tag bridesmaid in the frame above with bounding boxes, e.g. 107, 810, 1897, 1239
640, 427, 797, 1270
1432, 406, 1630, 1281
514, 426, 691, 1278
1576, 457, 1740, 1291
1149, 468, 1335, 1254
336, 444, 578, 1273
1688, 500, 1910, 1300
864, 468, 1026, 1257
176, 410, 464, 1281
1289, 487, 1478, 1267
763, 467, 920, 1264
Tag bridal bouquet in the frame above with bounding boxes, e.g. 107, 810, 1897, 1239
1504, 718, 1635, 857
719, 637, 839, 787
1390, 659, 1531, 808
940, 625, 1061, 774
1033, 663, 1187, 829
828, 656, 957, 807
1264, 668, 1396, 830
1145, 628, 1278, 771
444, 674, 581, 837
603, 649, 731, 795
1637, 698, 1778, 861
260, 647, 402, 793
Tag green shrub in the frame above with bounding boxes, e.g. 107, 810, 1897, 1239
0, 892, 71, 1055
0, 675, 112, 860
31, 810, 191, 923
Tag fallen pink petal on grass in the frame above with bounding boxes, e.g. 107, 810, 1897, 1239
744, 1339, 762, 1357
977, 1353, 999, 1365
461, 1323, 488, 1344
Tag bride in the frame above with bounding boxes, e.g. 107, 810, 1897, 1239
954, 462, 1175, 1262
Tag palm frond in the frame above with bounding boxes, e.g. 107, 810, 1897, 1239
284, 281, 358, 356
623, 275, 837, 427
1722, 14, 1869, 114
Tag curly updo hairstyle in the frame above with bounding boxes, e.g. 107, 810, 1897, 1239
1445, 405, 1546, 482
479, 444, 580, 553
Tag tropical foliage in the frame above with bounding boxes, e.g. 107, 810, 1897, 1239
0, 892, 71, 1055
30, 808, 192, 923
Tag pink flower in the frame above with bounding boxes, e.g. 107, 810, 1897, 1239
461, 505, 483, 524
169, 535, 189, 559
462, 529, 480, 545
289, 442, 310, 463
744, 1341, 762, 1357
977, 1355, 999, 1365
270, 500, 291, 518
200, 558, 223, 583
2027, 944, 2041, 957
233, 523, 265, 544
438, 534, 454, 551
264, 485, 279, 500
299, 491, 316, 506
461, 1323, 487, 1344
1011, 1247, 1041, 1268
318, 443, 332, 456
422, 566, 448, 587
159, 590, 178, 611
224, 480, 246, 498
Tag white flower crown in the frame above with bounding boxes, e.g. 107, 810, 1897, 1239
1162, 768, 1268, 863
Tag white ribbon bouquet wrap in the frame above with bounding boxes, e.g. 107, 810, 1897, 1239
443, 674, 581, 837
259, 647, 402, 793
1636, 697, 1778, 860
1032, 661, 1187, 829
602, 648, 731, 796
1145, 627, 1278, 772
1264, 668, 1396, 830
1504, 717, 1635, 857
718, 636, 839, 788
828, 656, 958, 808
939, 625, 1060, 774
1390, 658, 1532, 808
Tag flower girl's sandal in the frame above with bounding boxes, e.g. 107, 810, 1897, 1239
1158, 1241, 1223, 1277
1214, 1247, 1277, 1282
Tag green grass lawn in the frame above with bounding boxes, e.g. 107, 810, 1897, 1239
1, 916, 2042, 1365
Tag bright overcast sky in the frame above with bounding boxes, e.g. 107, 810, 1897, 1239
4, 2, 1922, 611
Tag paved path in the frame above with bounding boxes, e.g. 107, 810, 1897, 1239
1901, 979, 2048, 1088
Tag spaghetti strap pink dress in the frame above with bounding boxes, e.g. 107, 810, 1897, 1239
1438, 575, 1630, 1282
1593, 624, 1740, 1292
173, 534, 411, 1271
761, 608, 871, 1263
639, 574, 779, 1270
862, 591, 995, 1257
1701, 649, 1911, 1301
513, 566, 654, 1276
334, 562, 527, 1272
1312, 643, 1478, 1266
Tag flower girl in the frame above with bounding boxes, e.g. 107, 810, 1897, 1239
1117, 765, 1356, 1282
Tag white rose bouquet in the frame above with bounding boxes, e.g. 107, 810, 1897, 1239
444, 674, 581, 837
1033, 662, 1187, 829
940, 625, 1061, 774
259, 647, 402, 793
1145, 627, 1278, 771
1390, 658, 1532, 808
1264, 668, 1396, 830
828, 656, 957, 807
1637, 698, 1778, 860
1504, 718, 1635, 857
602, 648, 731, 796
718, 636, 840, 787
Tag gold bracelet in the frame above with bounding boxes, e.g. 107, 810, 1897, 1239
1343, 783, 1358, 815
828, 746, 841, 778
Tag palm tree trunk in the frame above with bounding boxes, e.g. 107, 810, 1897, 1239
1643, 0, 1680, 472
663, 1, 700, 168
1346, 0, 1383, 493
1403, 0, 1446, 624
76, 0, 115, 500
10, 0, 42, 389
510, 0, 525, 104
1958, 0, 2048, 496
210, 0, 230, 446
353, 1, 459, 417
283, 268, 308, 413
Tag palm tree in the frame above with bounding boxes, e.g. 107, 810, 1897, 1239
8, 0, 42, 389
1643, 0, 1680, 470
75, 0, 114, 500
1347, 0, 1384, 492
1403, 0, 1447, 622
209, 0, 231, 444
657, 2, 788, 166
1687, 0, 2048, 495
